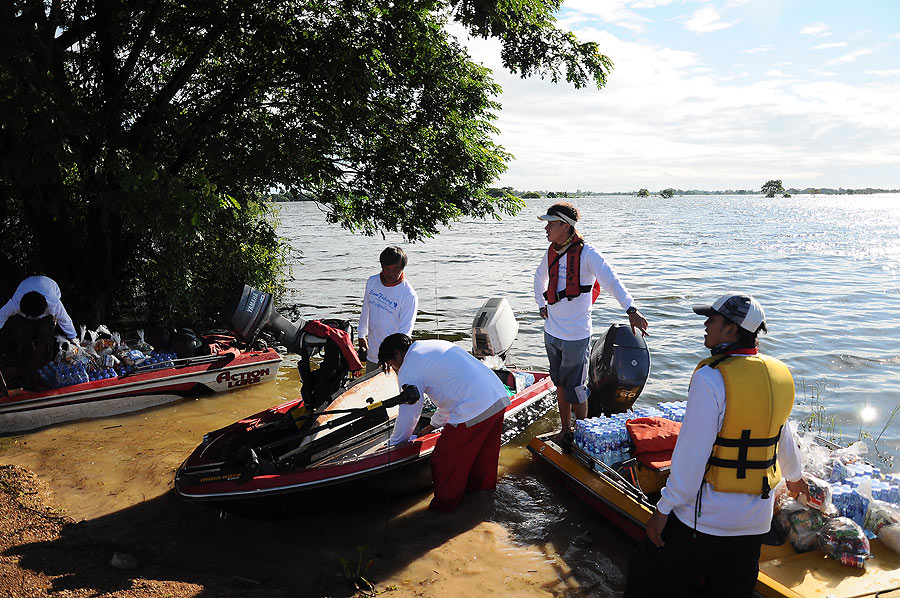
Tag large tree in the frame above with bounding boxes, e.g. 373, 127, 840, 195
1, 0, 612, 326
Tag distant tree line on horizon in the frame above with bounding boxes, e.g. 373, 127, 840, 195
268, 185, 899, 203
477, 186, 900, 200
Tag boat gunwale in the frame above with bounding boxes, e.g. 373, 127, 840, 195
0, 349, 282, 411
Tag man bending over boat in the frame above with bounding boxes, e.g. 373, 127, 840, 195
378, 333, 510, 512
624, 293, 809, 598
358, 246, 418, 374
0, 276, 77, 390
534, 202, 648, 444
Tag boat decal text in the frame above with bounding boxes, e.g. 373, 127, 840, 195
216, 368, 271, 387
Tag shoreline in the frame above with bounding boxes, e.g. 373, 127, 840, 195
0, 459, 623, 597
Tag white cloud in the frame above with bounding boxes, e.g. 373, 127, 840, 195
799, 23, 831, 37
684, 6, 740, 33
562, 0, 652, 33
743, 45, 774, 54
453, 12, 900, 191
630, 0, 675, 8
827, 47, 877, 65
812, 42, 848, 50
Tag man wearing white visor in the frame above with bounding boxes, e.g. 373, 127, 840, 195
533, 202, 648, 444
624, 292, 808, 598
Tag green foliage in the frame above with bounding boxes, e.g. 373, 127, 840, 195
636, 189, 650, 197
660, 188, 675, 198
339, 545, 376, 596
761, 179, 785, 198
1, 0, 612, 325
796, 379, 839, 442
522, 191, 542, 199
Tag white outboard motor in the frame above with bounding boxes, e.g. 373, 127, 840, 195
471, 297, 519, 360
587, 323, 651, 417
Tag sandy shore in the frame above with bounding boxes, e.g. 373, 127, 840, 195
0, 459, 631, 597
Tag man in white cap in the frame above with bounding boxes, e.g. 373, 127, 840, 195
533, 202, 648, 443
624, 292, 808, 598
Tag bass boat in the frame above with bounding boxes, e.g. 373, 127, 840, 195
175, 295, 556, 510
0, 343, 280, 434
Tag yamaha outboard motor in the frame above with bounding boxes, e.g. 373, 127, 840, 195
224, 285, 303, 349
587, 324, 651, 417
223, 285, 353, 409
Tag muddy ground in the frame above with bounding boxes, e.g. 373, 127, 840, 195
0, 462, 622, 598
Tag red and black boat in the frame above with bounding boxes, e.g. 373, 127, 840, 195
175, 295, 556, 510
174, 367, 554, 510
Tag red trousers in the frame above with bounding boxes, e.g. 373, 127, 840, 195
429, 409, 505, 512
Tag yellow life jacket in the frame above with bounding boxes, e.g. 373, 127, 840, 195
693, 353, 794, 498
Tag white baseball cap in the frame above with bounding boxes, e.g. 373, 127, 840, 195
692, 292, 767, 333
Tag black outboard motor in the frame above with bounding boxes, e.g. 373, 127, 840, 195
587, 324, 651, 417
224, 285, 303, 349
223, 285, 354, 410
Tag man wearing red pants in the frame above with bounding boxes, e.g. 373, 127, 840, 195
378, 333, 510, 512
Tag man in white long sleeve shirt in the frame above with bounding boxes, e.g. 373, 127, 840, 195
625, 292, 809, 598
534, 202, 648, 442
358, 246, 418, 373
0, 276, 77, 389
379, 334, 509, 512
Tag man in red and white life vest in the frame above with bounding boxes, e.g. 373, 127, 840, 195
378, 333, 510, 512
624, 293, 809, 598
358, 246, 419, 374
533, 202, 648, 443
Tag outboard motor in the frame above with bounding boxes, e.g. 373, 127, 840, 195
224, 285, 303, 348
587, 324, 650, 417
472, 297, 519, 360
223, 285, 354, 410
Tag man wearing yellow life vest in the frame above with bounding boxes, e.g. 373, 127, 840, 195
624, 292, 810, 598
533, 202, 648, 443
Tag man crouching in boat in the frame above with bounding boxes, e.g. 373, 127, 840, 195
624, 293, 809, 598
0, 276, 77, 390
378, 333, 510, 512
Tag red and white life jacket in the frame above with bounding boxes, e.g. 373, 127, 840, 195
543, 239, 602, 305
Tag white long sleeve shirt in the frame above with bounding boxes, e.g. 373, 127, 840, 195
533, 243, 634, 341
389, 340, 509, 445
655, 362, 804, 536
357, 274, 418, 359
0, 276, 77, 339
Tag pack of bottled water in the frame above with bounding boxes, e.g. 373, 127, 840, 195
573, 412, 635, 466
827, 466, 900, 527
572, 402, 688, 465
656, 401, 687, 422
36, 351, 178, 389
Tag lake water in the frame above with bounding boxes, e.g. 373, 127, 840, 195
278, 194, 900, 467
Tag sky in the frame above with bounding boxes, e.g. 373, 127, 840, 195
456, 0, 900, 193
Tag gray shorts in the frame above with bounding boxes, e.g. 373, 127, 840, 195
544, 332, 590, 404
